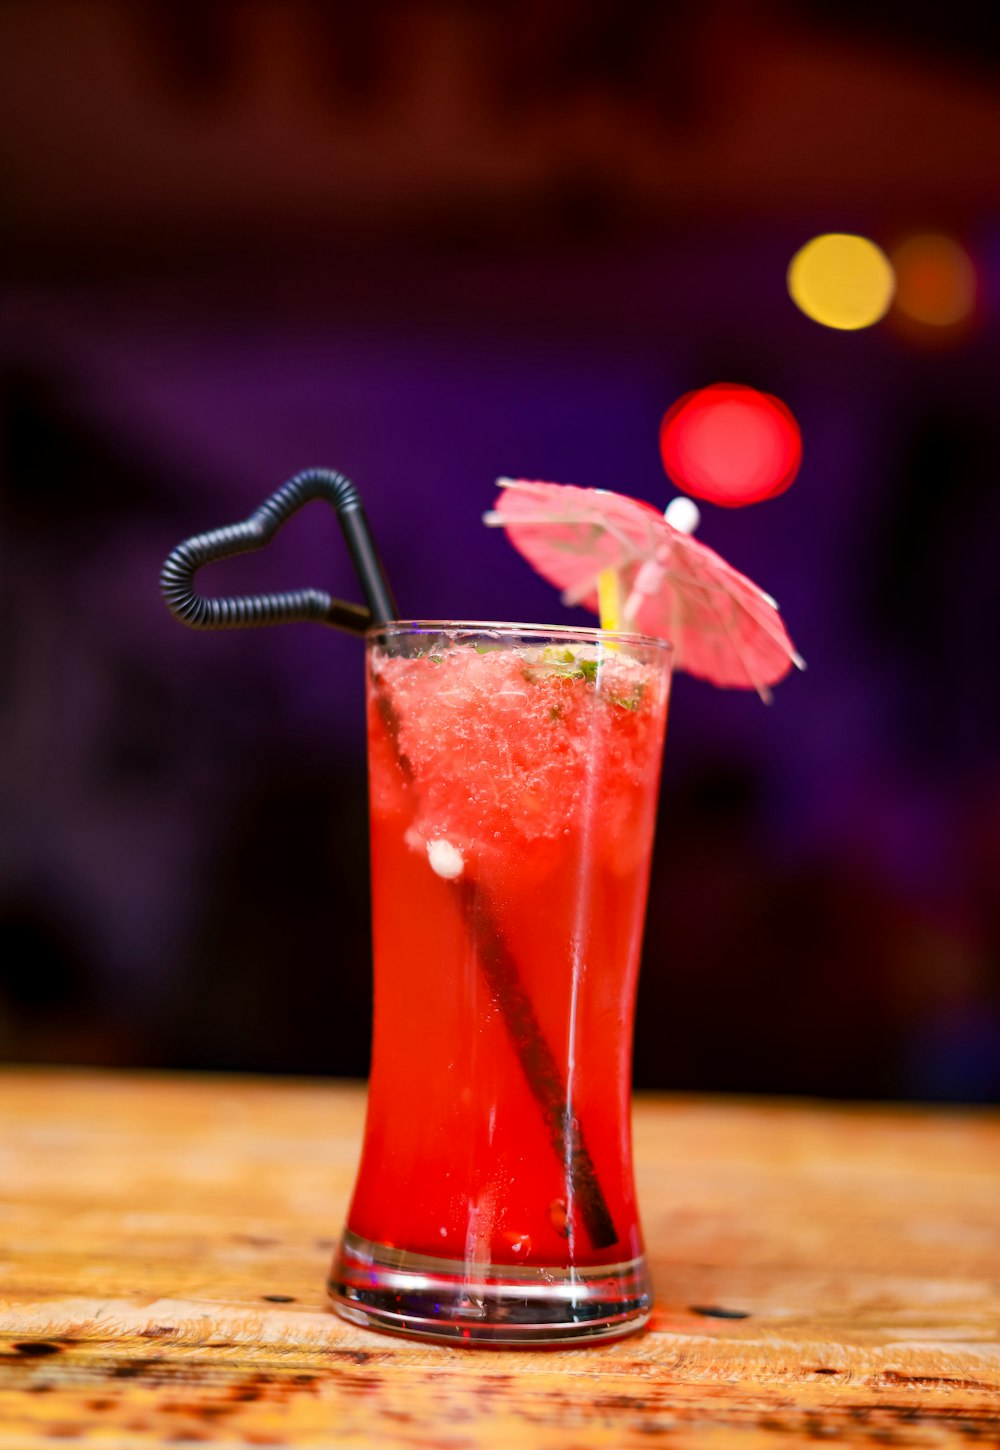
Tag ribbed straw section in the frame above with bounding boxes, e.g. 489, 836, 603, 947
159, 468, 396, 634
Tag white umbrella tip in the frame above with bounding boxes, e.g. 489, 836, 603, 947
664, 496, 701, 534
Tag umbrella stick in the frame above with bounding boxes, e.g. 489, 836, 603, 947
596, 567, 626, 632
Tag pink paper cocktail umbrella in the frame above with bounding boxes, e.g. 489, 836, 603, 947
485, 478, 803, 700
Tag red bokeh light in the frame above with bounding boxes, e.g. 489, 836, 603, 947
659, 384, 802, 507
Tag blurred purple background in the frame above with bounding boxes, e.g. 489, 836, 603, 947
2, 1, 998, 1099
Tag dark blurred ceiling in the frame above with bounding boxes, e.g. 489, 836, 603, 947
0, 0, 997, 278
801, 0, 1000, 76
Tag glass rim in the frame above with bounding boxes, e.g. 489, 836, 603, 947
366, 619, 672, 654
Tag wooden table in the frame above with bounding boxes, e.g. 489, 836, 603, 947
0, 1070, 998, 1447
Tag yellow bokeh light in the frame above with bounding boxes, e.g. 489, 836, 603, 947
787, 233, 896, 331
891, 234, 977, 327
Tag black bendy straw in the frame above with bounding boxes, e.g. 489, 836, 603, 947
160, 468, 396, 633
161, 467, 617, 1252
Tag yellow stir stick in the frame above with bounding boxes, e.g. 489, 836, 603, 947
597, 567, 625, 635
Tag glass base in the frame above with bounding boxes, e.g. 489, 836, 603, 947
328, 1229, 653, 1346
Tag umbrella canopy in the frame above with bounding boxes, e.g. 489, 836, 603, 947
485, 478, 803, 699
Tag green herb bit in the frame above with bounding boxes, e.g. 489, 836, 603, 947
609, 682, 646, 711
428, 655, 445, 664
522, 646, 602, 686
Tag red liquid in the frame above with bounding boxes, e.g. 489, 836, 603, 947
346, 634, 670, 1272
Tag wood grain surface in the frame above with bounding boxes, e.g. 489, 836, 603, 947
0, 1069, 998, 1447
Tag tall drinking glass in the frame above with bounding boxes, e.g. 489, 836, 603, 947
328, 622, 672, 1344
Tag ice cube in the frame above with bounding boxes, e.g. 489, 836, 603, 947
427, 838, 464, 880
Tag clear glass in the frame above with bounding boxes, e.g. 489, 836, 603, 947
328, 623, 672, 1344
